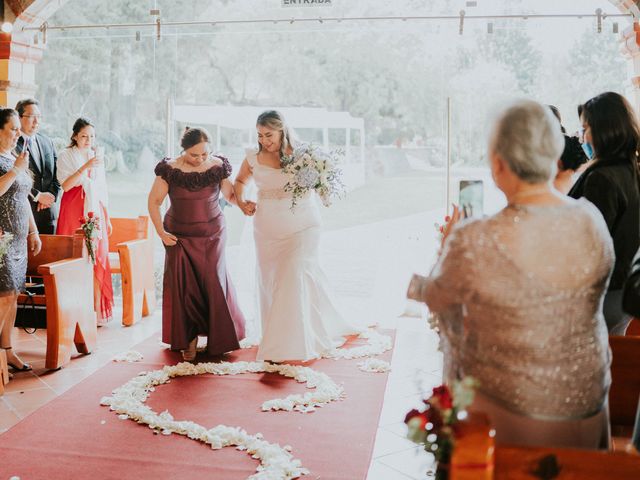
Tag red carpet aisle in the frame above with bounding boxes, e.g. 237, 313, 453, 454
0, 331, 394, 479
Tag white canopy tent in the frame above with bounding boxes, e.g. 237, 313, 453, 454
167, 101, 366, 189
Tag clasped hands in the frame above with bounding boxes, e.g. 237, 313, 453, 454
238, 199, 257, 217
36, 192, 55, 211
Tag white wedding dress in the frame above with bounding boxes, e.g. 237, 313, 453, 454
247, 149, 356, 361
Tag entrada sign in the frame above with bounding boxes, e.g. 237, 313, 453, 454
281, 0, 333, 7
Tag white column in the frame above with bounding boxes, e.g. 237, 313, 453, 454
165, 96, 173, 157
345, 128, 351, 163
360, 127, 365, 164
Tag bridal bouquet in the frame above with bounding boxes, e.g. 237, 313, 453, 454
281, 143, 346, 210
405, 377, 478, 479
79, 211, 100, 264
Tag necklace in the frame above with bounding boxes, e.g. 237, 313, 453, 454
508, 186, 552, 205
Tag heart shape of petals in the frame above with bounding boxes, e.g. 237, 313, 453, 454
101, 360, 345, 479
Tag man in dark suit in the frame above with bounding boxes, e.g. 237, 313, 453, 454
15, 98, 60, 234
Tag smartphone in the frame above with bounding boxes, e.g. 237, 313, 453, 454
458, 180, 483, 218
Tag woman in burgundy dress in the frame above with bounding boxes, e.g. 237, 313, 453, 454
148, 127, 245, 361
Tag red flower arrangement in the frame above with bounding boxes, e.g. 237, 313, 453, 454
405, 378, 478, 479
79, 211, 100, 264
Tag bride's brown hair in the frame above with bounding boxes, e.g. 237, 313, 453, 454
256, 110, 293, 159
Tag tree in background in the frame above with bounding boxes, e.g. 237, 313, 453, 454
34, 0, 626, 175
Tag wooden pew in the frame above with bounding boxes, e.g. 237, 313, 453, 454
609, 335, 640, 444
626, 318, 640, 336
450, 412, 495, 479
108, 216, 156, 326
496, 445, 640, 478
19, 233, 97, 370
450, 409, 640, 478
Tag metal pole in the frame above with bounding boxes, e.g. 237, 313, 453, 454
166, 96, 173, 157
345, 127, 351, 164
446, 97, 451, 216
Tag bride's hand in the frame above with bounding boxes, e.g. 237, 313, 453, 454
238, 200, 257, 216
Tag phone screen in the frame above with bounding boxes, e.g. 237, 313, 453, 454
458, 180, 483, 218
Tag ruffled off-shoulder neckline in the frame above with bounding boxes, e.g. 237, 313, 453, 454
154, 156, 232, 190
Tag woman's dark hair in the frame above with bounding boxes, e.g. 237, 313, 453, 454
548, 105, 566, 134
559, 135, 588, 171
579, 92, 640, 170
180, 127, 210, 150
68, 117, 94, 148
0, 108, 18, 129
256, 110, 293, 158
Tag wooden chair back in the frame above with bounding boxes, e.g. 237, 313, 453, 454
27, 234, 84, 275
626, 318, 640, 336
109, 216, 149, 253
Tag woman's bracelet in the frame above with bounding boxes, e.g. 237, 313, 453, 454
10, 166, 21, 176
28, 230, 38, 236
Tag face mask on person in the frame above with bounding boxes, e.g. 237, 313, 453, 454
581, 142, 594, 160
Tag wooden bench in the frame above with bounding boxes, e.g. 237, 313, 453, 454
450, 409, 640, 478
450, 412, 495, 479
18, 233, 97, 370
626, 317, 640, 336
609, 335, 640, 448
496, 445, 640, 478
108, 216, 156, 326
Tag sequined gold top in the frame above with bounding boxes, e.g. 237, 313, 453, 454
423, 199, 614, 420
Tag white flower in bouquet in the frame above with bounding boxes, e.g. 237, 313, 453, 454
294, 166, 320, 188
281, 143, 346, 210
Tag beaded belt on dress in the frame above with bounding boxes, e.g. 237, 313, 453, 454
257, 188, 290, 200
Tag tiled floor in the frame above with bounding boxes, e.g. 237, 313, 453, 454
367, 316, 441, 480
0, 305, 162, 433
0, 306, 440, 480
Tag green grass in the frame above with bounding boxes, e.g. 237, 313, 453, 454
320, 174, 445, 231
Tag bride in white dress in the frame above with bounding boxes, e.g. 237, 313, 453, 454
234, 110, 356, 362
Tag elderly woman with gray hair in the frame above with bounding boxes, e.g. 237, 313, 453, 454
408, 99, 614, 449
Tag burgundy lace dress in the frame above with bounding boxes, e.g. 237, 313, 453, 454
154, 158, 245, 355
